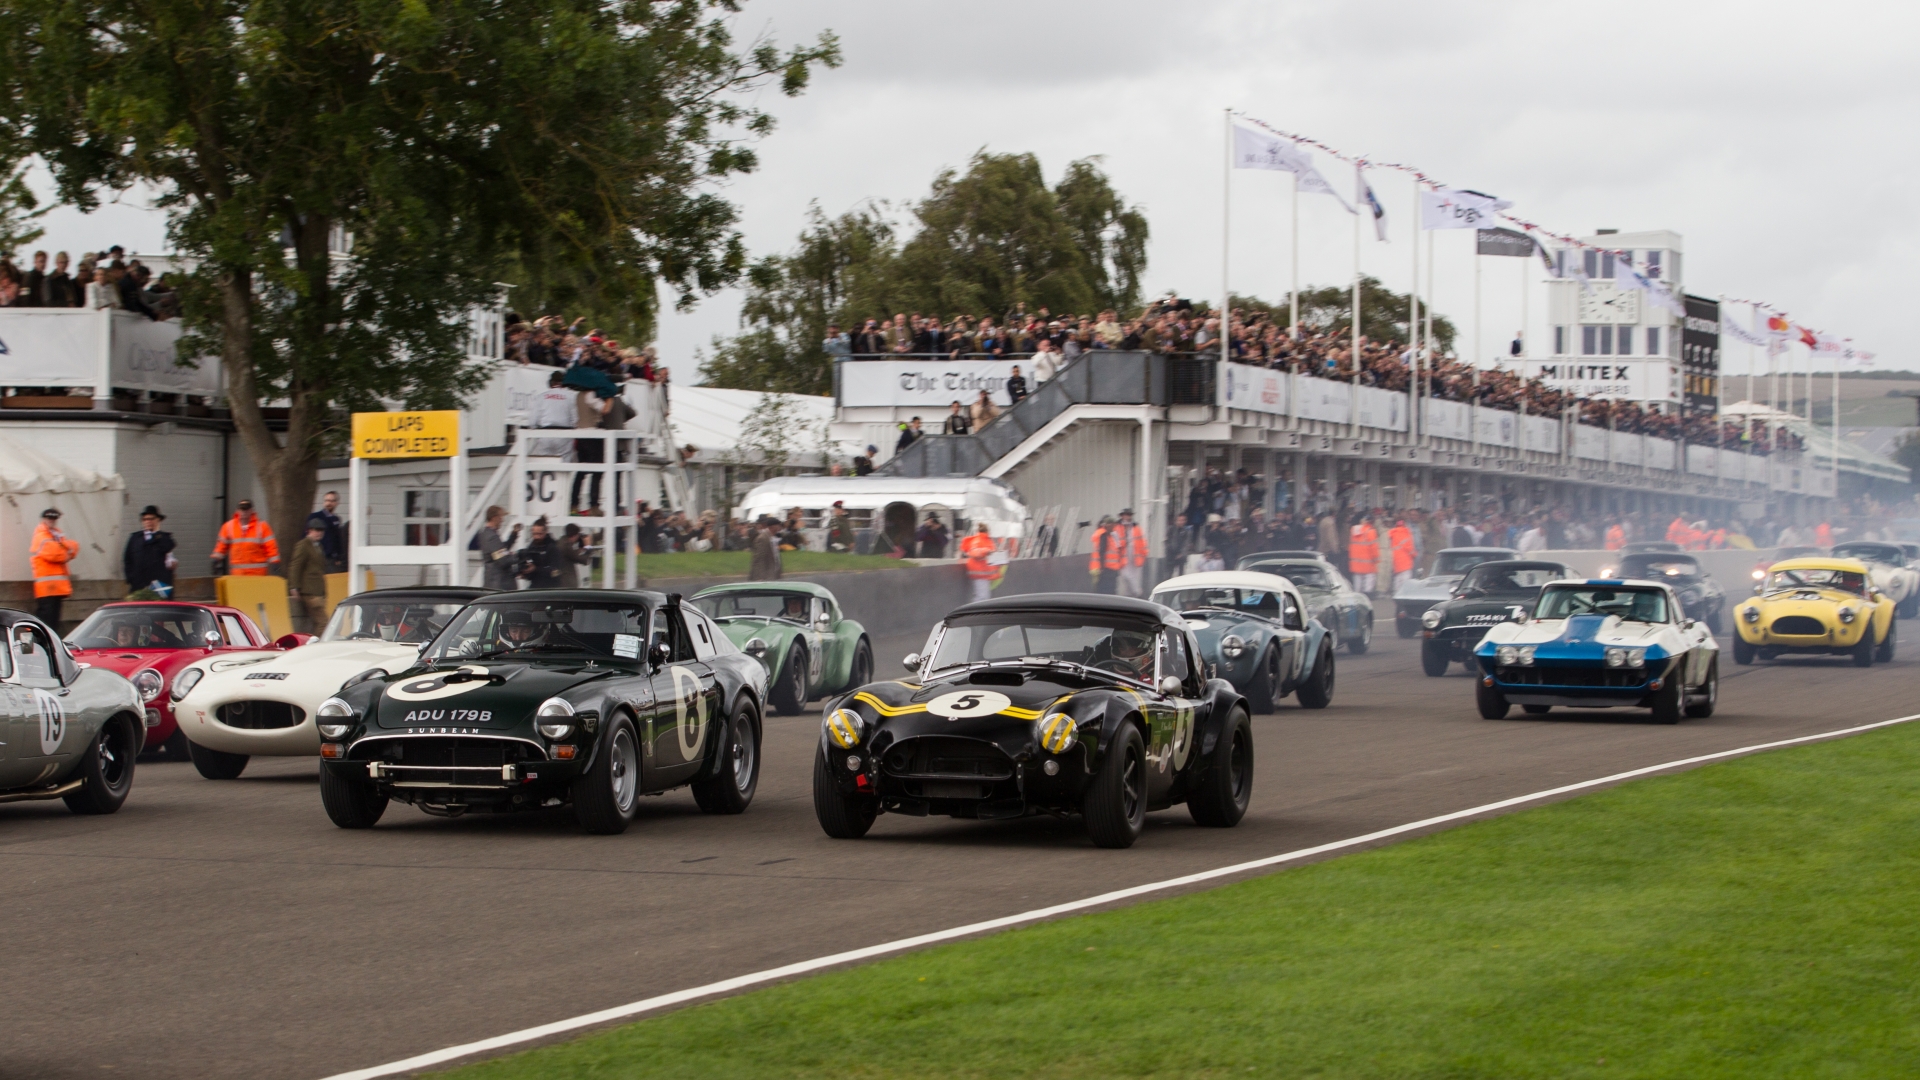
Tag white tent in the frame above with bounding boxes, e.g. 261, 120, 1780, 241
0, 432, 128, 583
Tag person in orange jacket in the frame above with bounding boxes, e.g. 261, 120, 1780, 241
1387, 517, 1416, 593
212, 498, 281, 576
1348, 516, 1380, 596
1815, 522, 1833, 549
30, 507, 80, 626
960, 522, 999, 603
1604, 522, 1626, 551
1665, 516, 1691, 547
1088, 515, 1120, 594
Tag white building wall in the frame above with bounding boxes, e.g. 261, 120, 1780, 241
999, 420, 1142, 555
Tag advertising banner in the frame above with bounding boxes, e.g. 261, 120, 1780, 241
1293, 376, 1352, 424
1520, 359, 1678, 404
1647, 438, 1676, 472
0, 309, 102, 386
1611, 430, 1643, 467
1682, 294, 1721, 414
1221, 362, 1290, 416
838, 359, 1022, 409
1523, 414, 1560, 454
1573, 424, 1608, 461
109, 312, 219, 396
1474, 406, 1517, 448
1424, 398, 1470, 441
1354, 386, 1407, 432
1476, 227, 1535, 258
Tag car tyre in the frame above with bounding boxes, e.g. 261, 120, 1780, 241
1732, 637, 1755, 665
1852, 631, 1875, 668
1648, 672, 1684, 724
691, 701, 760, 814
1875, 619, 1896, 664
1420, 640, 1450, 677
63, 717, 138, 815
573, 714, 641, 835
769, 642, 809, 716
1476, 678, 1511, 720
1247, 646, 1280, 715
1084, 723, 1147, 849
843, 637, 874, 693
1187, 707, 1253, 828
1684, 659, 1719, 719
1899, 593, 1919, 620
162, 727, 194, 761
1295, 643, 1335, 709
812, 752, 877, 839
187, 738, 249, 780
1347, 612, 1372, 655
319, 766, 389, 828
1522, 704, 1551, 715
1395, 616, 1416, 639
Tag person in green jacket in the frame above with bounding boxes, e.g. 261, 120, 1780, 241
287, 525, 330, 633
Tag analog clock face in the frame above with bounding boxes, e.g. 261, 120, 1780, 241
1577, 283, 1641, 325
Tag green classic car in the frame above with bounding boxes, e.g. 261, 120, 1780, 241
690, 582, 874, 715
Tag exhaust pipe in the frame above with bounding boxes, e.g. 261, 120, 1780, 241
0, 779, 85, 804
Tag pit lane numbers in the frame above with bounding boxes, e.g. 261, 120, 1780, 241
388, 666, 492, 702
926, 690, 1012, 719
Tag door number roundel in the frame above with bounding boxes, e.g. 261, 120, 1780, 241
924, 690, 1012, 719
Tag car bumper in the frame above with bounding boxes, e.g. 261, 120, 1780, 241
177, 697, 321, 755
1480, 662, 1657, 707
820, 729, 1092, 817
328, 735, 580, 805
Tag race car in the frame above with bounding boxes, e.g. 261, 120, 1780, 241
813, 593, 1253, 848
314, 590, 766, 833
1598, 540, 1684, 578
1391, 546, 1517, 637
0, 610, 145, 815
1237, 554, 1374, 653
1150, 571, 1335, 712
1731, 557, 1895, 667
64, 600, 297, 760
1419, 560, 1572, 676
1829, 542, 1920, 618
688, 582, 872, 715
1474, 578, 1720, 723
1613, 551, 1726, 632
169, 587, 487, 779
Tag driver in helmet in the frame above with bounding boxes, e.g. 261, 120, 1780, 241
781, 595, 808, 621
1101, 628, 1156, 680
497, 609, 542, 649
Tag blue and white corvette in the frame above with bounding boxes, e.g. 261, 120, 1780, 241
1473, 578, 1719, 724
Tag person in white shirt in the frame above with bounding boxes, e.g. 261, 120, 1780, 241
1517, 522, 1547, 554
530, 371, 577, 458
1031, 341, 1058, 384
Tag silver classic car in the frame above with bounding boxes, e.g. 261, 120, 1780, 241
1, 610, 145, 815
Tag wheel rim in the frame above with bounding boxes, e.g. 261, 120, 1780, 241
730, 714, 756, 790
610, 728, 638, 813
1321, 652, 1335, 696
1361, 617, 1372, 646
1121, 744, 1144, 822
99, 727, 130, 791
1265, 651, 1282, 705
1228, 726, 1252, 803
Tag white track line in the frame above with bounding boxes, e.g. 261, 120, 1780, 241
322, 712, 1920, 1080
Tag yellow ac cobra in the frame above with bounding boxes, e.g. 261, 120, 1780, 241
1732, 557, 1895, 667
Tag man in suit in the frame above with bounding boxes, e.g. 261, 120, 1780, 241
913, 319, 944, 354
123, 505, 177, 594
749, 516, 783, 581
19, 251, 49, 306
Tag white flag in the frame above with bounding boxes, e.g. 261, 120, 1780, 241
1232, 125, 1354, 211
1805, 329, 1847, 358
1613, 256, 1686, 317
1719, 310, 1768, 347
1420, 187, 1512, 230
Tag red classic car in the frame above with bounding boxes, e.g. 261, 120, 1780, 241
64, 602, 308, 758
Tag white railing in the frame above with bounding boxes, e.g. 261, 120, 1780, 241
0, 307, 221, 403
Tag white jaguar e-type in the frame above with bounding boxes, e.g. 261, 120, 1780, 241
169, 587, 487, 778
1473, 577, 1719, 724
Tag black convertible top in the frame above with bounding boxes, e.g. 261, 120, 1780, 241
344, 586, 493, 602
948, 591, 1181, 626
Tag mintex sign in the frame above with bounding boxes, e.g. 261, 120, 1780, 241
1520, 359, 1677, 404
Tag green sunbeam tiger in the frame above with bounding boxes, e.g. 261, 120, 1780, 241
688, 582, 873, 716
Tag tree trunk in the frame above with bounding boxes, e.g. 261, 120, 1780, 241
218, 264, 323, 572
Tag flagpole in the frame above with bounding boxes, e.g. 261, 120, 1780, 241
1290, 174, 1300, 340
1350, 160, 1362, 440
1831, 348, 1840, 503
1222, 108, 1231, 364
1473, 246, 1482, 371
1518, 241, 1528, 360
1409, 179, 1420, 442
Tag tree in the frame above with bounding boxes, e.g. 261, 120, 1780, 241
701, 153, 1147, 393
0, 0, 837, 548
0, 153, 46, 258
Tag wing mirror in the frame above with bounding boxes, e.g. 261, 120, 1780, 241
1508, 607, 1528, 622
902, 652, 922, 672
814, 613, 833, 631
650, 640, 672, 668
203, 630, 223, 648
1157, 675, 1183, 696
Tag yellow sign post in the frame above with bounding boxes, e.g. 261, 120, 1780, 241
350, 410, 461, 459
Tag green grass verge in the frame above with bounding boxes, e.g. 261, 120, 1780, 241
440, 722, 1920, 1079
625, 551, 915, 581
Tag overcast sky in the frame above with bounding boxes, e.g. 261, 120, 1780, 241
36, 0, 1918, 387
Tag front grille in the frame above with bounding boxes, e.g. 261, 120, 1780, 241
1497, 666, 1647, 688
216, 700, 304, 729
881, 736, 1014, 781
1770, 616, 1827, 636
352, 737, 544, 786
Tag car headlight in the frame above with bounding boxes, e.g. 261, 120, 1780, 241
131, 669, 163, 703
1421, 609, 1444, 629
1751, 569, 1766, 580
1838, 606, 1857, 624
170, 667, 204, 702
1742, 606, 1760, 624
825, 708, 865, 749
1035, 712, 1078, 754
1605, 648, 1647, 668
1495, 645, 1534, 666
316, 696, 356, 739
744, 637, 769, 658
1220, 634, 1247, 659
536, 696, 576, 740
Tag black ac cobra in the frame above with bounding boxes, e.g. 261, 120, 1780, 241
315, 590, 767, 834
1419, 561, 1573, 676
812, 593, 1254, 849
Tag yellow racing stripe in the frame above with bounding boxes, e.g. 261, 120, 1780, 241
854, 692, 927, 717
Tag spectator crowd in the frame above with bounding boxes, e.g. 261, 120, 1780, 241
503, 313, 667, 386
0, 244, 179, 320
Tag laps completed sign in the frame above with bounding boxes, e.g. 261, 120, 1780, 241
351, 410, 460, 458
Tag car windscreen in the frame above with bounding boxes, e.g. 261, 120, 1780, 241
1619, 556, 1703, 580
1151, 587, 1281, 617
1535, 585, 1669, 623
1832, 543, 1903, 564
68, 605, 217, 650
690, 591, 810, 622
1248, 562, 1336, 589
424, 600, 651, 661
928, 612, 1159, 680
1434, 551, 1506, 576
1765, 568, 1866, 595
323, 599, 469, 644
1460, 565, 1565, 594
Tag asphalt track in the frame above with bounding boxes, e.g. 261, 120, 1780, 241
4, 606, 1914, 1079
